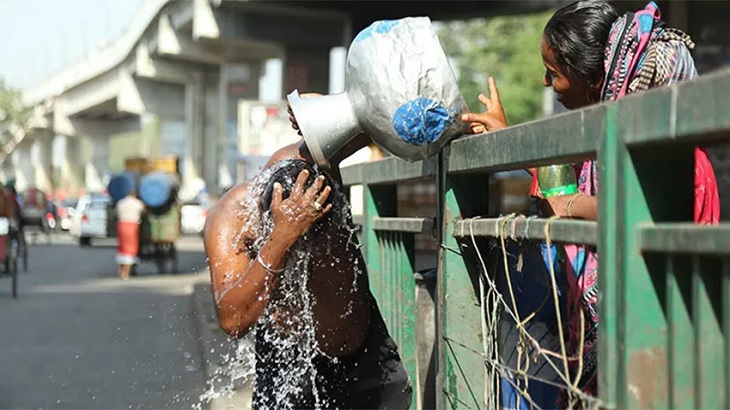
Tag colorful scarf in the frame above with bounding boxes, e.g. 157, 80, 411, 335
539, 2, 721, 406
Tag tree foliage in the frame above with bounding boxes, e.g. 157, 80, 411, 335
437, 11, 552, 125
0, 79, 33, 131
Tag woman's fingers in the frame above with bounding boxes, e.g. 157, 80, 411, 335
469, 123, 487, 134
478, 93, 492, 111
461, 113, 489, 125
461, 113, 507, 133
291, 170, 310, 198
488, 76, 501, 104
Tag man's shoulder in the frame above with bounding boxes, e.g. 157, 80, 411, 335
266, 142, 304, 167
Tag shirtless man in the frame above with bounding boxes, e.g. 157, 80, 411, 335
204, 129, 412, 408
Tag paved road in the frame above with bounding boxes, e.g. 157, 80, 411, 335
0, 234, 210, 409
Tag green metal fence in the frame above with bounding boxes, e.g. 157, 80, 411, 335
341, 68, 730, 409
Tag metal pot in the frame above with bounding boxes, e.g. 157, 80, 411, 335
288, 17, 467, 168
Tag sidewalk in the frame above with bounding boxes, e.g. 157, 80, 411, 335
191, 281, 253, 409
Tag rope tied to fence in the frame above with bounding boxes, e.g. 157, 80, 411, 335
464, 213, 600, 409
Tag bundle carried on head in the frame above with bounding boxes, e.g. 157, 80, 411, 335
108, 172, 138, 203
138, 171, 180, 211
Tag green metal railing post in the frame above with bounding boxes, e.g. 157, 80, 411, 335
437, 146, 491, 409
363, 183, 417, 407
599, 92, 695, 408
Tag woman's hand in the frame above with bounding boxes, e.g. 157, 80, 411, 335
287, 93, 323, 136
461, 77, 509, 134
271, 169, 332, 243
542, 195, 572, 217
541, 193, 598, 221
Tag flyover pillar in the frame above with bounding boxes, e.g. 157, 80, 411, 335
10, 139, 33, 192
53, 135, 85, 197
84, 133, 110, 193
29, 131, 54, 193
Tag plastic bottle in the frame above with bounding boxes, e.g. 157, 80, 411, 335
537, 164, 578, 198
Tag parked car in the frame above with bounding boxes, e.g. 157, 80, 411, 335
70, 194, 110, 246
180, 200, 207, 235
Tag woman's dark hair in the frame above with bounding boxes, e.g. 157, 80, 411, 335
543, 0, 620, 95
259, 159, 342, 227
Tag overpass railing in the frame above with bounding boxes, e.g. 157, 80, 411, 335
341, 68, 730, 409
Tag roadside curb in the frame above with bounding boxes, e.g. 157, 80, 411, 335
191, 281, 253, 409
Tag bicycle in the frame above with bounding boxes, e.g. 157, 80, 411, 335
0, 218, 18, 298
16, 226, 27, 273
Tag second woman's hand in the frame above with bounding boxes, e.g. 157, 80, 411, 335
461, 76, 509, 134
542, 193, 598, 221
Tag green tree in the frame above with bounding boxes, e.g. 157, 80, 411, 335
0, 79, 37, 163
437, 11, 552, 125
0, 79, 33, 131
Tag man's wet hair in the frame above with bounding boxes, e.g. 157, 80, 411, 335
259, 159, 343, 226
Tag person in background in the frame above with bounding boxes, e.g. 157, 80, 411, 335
115, 190, 145, 280
462, 0, 720, 406
45, 194, 58, 230
0, 187, 18, 226
5, 180, 23, 223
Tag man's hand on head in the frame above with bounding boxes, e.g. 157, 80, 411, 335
270, 169, 332, 245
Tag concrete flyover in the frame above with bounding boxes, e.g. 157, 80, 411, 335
15, 0, 350, 199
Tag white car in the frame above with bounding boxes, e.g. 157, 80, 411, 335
180, 201, 208, 235
71, 194, 110, 246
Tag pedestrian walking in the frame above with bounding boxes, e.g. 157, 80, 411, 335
116, 190, 145, 280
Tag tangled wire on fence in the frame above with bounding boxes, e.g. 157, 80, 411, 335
458, 213, 604, 409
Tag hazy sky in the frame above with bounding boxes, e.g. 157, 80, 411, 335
0, 0, 143, 90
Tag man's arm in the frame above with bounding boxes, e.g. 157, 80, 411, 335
204, 170, 332, 337
204, 184, 283, 337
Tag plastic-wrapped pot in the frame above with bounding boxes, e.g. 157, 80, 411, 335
287, 17, 467, 168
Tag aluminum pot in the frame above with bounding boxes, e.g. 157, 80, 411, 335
287, 17, 467, 168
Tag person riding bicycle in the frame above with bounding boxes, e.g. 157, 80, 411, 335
4, 180, 22, 232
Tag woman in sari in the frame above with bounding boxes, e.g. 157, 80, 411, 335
462, 0, 720, 406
